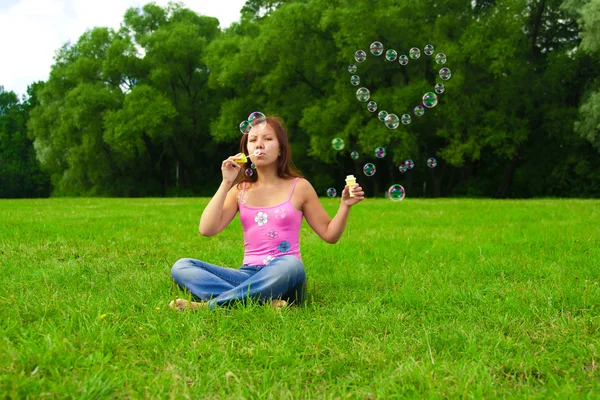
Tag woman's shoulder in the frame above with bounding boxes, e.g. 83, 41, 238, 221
294, 177, 317, 196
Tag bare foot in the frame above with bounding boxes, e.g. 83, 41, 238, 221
168, 298, 206, 311
271, 299, 287, 311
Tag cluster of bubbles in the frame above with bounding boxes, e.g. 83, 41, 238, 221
238, 112, 267, 177
239, 111, 267, 134
328, 41, 451, 200
328, 137, 438, 200
348, 42, 451, 129
331, 139, 438, 173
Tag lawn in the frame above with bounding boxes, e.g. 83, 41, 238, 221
0, 197, 599, 398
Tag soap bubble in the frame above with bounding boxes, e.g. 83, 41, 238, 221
370, 41, 384, 56
378, 110, 388, 122
355, 50, 367, 63
398, 55, 409, 65
384, 114, 399, 129
427, 157, 437, 168
351, 151, 359, 160
332, 138, 345, 150
326, 188, 337, 198
385, 49, 398, 62
434, 83, 445, 94
350, 75, 360, 86
439, 68, 451, 80
405, 159, 415, 169
424, 44, 434, 56
348, 64, 357, 73
374, 146, 386, 158
363, 163, 376, 176
248, 111, 266, 127
422, 92, 438, 108
239, 120, 251, 134
245, 168, 254, 177
388, 184, 405, 202
414, 105, 425, 116
367, 101, 378, 112
356, 87, 370, 102
401, 114, 411, 125
435, 53, 447, 65
398, 164, 408, 173
409, 47, 421, 59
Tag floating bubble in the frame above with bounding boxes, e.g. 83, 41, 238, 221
245, 168, 254, 177
326, 188, 337, 198
414, 105, 425, 116
351, 151, 359, 160
398, 55, 409, 65
405, 159, 415, 169
363, 163, 376, 176
427, 157, 437, 168
356, 87, 370, 102
367, 101, 378, 113
424, 44, 434, 56
409, 47, 421, 59
350, 75, 360, 86
434, 83, 445, 94
385, 49, 398, 62
332, 138, 345, 151
422, 92, 438, 108
378, 110, 388, 122
348, 64, 357, 73
435, 53, 447, 65
370, 41, 384, 56
384, 114, 399, 129
398, 164, 408, 173
401, 114, 411, 125
374, 146, 386, 158
439, 68, 451, 80
355, 50, 367, 63
248, 111, 266, 127
388, 184, 405, 202
239, 120, 251, 134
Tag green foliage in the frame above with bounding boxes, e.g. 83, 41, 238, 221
1, 198, 599, 396
3, 0, 598, 197
0, 86, 50, 198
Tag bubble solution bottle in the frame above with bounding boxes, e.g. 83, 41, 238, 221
345, 175, 357, 197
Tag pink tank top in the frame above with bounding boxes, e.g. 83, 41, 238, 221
238, 178, 303, 266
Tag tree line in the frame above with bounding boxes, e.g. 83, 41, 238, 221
1, 0, 599, 198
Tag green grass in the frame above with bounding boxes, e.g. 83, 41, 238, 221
0, 197, 599, 398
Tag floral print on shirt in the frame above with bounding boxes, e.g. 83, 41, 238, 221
254, 211, 268, 226
263, 255, 274, 265
266, 229, 279, 240
278, 240, 291, 253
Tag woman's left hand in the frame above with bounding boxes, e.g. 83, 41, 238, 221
341, 184, 365, 207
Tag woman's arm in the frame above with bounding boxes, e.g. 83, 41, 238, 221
199, 154, 244, 236
300, 179, 364, 244
199, 182, 239, 236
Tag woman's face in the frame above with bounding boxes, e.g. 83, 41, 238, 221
247, 124, 280, 165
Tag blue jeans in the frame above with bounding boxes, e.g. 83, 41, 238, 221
171, 255, 307, 309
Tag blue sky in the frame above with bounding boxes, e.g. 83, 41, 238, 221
0, 0, 247, 97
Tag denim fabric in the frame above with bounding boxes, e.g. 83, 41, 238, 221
171, 255, 307, 309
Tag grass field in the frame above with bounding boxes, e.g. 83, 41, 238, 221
0, 197, 599, 399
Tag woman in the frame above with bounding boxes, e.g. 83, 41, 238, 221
169, 116, 365, 310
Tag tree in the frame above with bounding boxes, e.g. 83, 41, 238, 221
0, 85, 50, 198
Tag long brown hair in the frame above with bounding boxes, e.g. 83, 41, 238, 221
235, 116, 303, 188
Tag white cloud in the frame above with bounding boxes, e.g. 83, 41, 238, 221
0, 0, 247, 97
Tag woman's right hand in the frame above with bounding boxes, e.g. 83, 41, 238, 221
221, 153, 243, 184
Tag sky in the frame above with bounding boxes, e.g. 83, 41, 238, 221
0, 0, 248, 97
